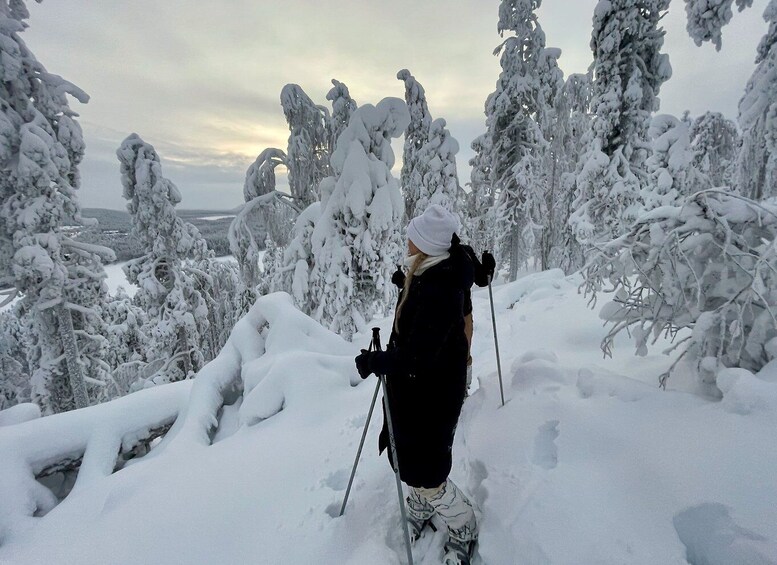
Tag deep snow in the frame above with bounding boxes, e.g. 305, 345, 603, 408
0, 270, 775, 565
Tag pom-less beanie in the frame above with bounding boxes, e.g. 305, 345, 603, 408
407, 204, 461, 257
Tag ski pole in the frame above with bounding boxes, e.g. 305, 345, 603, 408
339, 375, 381, 517
374, 328, 414, 565
487, 275, 506, 407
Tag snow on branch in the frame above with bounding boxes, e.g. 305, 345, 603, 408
583, 190, 777, 389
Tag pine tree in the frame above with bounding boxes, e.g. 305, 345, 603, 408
684, 0, 755, 50
0, 1, 113, 413
570, 0, 672, 248
550, 73, 593, 272
644, 114, 708, 209
467, 134, 498, 258
689, 111, 739, 189
480, 0, 550, 280
397, 69, 433, 221
738, 0, 777, 201
326, 79, 357, 154
117, 134, 211, 385
281, 84, 331, 207
308, 98, 410, 338
413, 118, 461, 217
229, 148, 291, 291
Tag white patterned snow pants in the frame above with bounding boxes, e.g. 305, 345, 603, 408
406, 479, 478, 542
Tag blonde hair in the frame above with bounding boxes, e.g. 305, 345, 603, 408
393, 252, 429, 333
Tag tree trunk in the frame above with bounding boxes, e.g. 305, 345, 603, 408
509, 225, 520, 282
177, 326, 192, 378
55, 304, 89, 410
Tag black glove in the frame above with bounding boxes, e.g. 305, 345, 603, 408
481, 251, 496, 280
391, 266, 405, 288
355, 349, 374, 379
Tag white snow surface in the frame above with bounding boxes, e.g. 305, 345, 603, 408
1, 273, 775, 564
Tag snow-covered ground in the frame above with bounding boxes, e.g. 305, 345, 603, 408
1, 270, 775, 564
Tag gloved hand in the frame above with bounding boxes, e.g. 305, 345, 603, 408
355, 349, 374, 379
391, 265, 406, 288
481, 251, 496, 281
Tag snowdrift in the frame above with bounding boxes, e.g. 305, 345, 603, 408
1, 279, 776, 564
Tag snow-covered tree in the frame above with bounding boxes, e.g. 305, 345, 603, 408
583, 190, 777, 391
0, 1, 114, 413
570, 0, 672, 248
643, 114, 708, 209
326, 79, 357, 153
308, 98, 410, 338
477, 0, 551, 281
102, 288, 149, 396
278, 202, 320, 311
738, 0, 777, 201
0, 311, 30, 409
549, 73, 593, 272
281, 84, 331, 207
397, 69, 433, 221
229, 148, 292, 291
117, 134, 211, 386
413, 118, 461, 216
467, 134, 498, 257
689, 111, 739, 189
684, 0, 755, 50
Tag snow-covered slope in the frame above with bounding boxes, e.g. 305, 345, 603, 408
1, 272, 775, 565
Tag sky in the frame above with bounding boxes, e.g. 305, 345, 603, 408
23, 0, 772, 211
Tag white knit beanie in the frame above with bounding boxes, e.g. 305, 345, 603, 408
407, 204, 460, 257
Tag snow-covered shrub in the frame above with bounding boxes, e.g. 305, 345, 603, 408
0, 311, 30, 409
583, 190, 777, 389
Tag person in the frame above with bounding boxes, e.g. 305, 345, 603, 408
355, 204, 492, 565
392, 237, 495, 393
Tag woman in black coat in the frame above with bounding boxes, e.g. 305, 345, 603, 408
355, 205, 480, 564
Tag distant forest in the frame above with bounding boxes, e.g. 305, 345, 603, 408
77, 208, 248, 261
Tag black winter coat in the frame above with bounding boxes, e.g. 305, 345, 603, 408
371, 244, 475, 488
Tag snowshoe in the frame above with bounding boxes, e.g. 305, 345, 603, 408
408, 515, 437, 542
442, 536, 476, 565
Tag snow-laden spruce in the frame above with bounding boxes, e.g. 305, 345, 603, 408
307, 98, 410, 338
397, 69, 433, 221
474, 0, 555, 281
570, 0, 672, 248
117, 134, 211, 386
281, 84, 332, 208
326, 79, 358, 157
684, 0, 755, 50
689, 111, 739, 189
643, 114, 708, 209
0, 1, 114, 414
547, 73, 593, 273
413, 118, 462, 217
738, 0, 777, 201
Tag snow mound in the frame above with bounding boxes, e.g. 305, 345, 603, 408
716, 367, 777, 416
576, 367, 656, 402
0, 403, 41, 427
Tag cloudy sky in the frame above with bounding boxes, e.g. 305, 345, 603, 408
24, 0, 770, 211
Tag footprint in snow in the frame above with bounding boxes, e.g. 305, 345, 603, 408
322, 468, 351, 491
532, 420, 559, 470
